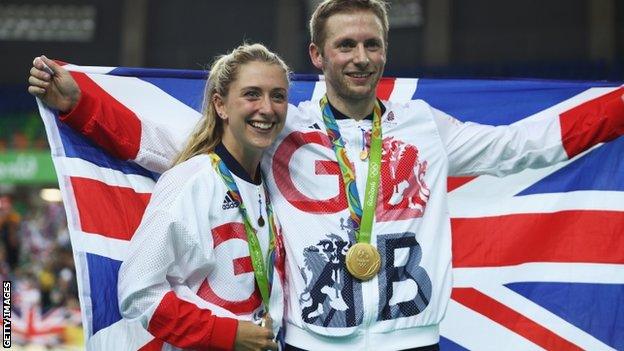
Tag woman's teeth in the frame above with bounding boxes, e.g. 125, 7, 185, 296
249, 121, 273, 130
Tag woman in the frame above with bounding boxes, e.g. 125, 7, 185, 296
28, 44, 290, 351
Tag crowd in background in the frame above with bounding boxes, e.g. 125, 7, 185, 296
0, 193, 83, 349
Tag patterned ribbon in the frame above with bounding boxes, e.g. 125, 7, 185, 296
209, 153, 276, 312
319, 96, 383, 245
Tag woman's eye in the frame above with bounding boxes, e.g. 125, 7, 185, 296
272, 93, 286, 102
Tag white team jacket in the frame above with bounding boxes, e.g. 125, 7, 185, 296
117, 148, 285, 350
259, 99, 569, 350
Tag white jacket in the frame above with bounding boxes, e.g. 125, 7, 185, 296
260, 99, 567, 350
118, 147, 285, 350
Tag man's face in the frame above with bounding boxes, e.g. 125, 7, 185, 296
310, 10, 386, 105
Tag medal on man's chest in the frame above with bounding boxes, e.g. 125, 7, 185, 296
345, 242, 381, 281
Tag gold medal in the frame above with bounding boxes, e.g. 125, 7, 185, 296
345, 242, 381, 281
359, 149, 369, 160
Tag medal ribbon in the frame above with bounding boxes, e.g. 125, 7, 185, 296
209, 153, 276, 312
319, 96, 382, 244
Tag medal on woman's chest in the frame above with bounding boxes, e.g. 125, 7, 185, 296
209, 153, 276, 315
359, 149, 369, 161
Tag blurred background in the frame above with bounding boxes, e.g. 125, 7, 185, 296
0, 0, 622, 349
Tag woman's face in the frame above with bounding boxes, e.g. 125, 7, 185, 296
215, 61, 289, 161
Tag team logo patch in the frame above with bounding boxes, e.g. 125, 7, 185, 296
273, 131, 431, 222
378, 137, 430, 221
298, 225, 362, 328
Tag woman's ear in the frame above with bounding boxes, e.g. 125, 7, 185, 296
213, 93, 227, 120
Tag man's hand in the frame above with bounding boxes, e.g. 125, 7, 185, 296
234, 320, 278, 351
28, 55, 81, 113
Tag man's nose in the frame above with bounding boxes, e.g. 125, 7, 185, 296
353, 44, 370, 67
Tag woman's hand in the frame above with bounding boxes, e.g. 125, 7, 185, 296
234, 320, 278, 351
28, 55, 81, 113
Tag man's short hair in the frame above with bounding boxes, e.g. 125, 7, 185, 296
309, 0, 389, 52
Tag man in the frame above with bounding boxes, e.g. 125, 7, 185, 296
28, 1, 624, 350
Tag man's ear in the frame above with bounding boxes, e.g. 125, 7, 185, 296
309, 43, 324, 70
212, 93, 227, 120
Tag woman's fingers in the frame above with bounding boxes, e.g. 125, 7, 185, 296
30, 65, 51, 82
28, 75, 50, 89
27, 85, 46, 96
40, 55, 62, 75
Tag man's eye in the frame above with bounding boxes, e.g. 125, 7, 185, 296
338, 41, 355, 49
244, 91, 260, 98
366, 41, 382, 50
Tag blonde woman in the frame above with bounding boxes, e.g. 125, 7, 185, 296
31, 44, 290, 351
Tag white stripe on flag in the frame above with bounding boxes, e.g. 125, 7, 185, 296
71, 229, 131, 261
449, 189, 624, 217
476, 283, 616, 351
453, 263, 624, 287
63, 64, 117, 75
311, 77, 326, 101
57, 157, 155, 193
87, 319, 154, 351
87, 73, 202, 142
389, 78, 418, 102
440, 299, 541, 351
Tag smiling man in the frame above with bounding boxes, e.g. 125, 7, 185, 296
27, 0, 624, 350
309, 6, 387, 119
262, 2, 624, 350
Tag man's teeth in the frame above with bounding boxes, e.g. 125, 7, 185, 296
349, 72, 370, 78
249, 121, 273, 130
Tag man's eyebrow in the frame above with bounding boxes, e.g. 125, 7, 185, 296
335, 38, 356, 45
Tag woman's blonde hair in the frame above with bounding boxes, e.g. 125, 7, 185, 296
173, 43, 290, 165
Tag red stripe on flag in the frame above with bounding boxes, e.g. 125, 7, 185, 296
71, 177, 150, 240
560, 87, 624, 158
376, 77, 396, 100
447, 176, 477, 192
138, 338, 164, 351
452, 288, 584, 351
452, 210, 624, 267
61, 72, 142, 160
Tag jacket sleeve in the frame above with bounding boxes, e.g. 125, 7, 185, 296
431, 88, 624, 177
117, 177, 237, 350
60, 71, 198, 174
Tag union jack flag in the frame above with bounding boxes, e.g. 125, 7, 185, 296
11, 286, 81, 346
36, 64, 624, 350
